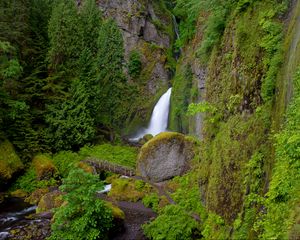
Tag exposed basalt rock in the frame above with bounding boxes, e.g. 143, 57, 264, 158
97, 0, 171, 94
137, 132, 195, 182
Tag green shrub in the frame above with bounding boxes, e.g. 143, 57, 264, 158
49, 168, 113, 240
52, 151, 82, 178
143, 205, 199, 240
142, 193, 160, 212
11, 167, 57, 193
128, 50, 142, 79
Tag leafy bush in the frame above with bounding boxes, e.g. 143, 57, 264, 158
173, 0, 202, 47
142, 193, 160, 212
128, 50, 142, 79
197, 6, 227, 59
143, 205, 199, 240
49, 168, 113, 240
52, 151, 82, 178
12, 167, 57, 193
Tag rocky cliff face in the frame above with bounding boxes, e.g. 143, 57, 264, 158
169, 30, 206, 139
97, 0, 172, 94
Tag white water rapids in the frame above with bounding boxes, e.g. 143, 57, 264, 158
130, 87, 172, 141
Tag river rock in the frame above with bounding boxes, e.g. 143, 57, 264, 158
137, 132, 195, 182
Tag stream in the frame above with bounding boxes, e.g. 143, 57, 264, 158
0, 198, 38, 239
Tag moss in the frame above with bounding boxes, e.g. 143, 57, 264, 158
105, 201, 125, 220
36, 191, 63, 213
108, 178, 152, 202
138, 132, 193, 164
79, 144, 138, 168
272, 0, 300, 130
32, 154, 57, 180
169, 64, 195, 133
0, 140, 23, 181
25, 188, 49, 205
76, 162, 95, 174
10, 189, 28, 198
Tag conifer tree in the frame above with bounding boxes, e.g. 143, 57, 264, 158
96, 19, 129, 131
47, 0, 82, 73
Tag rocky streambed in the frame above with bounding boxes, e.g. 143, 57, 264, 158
0, 197, 51, 240
0, 195, 155, 240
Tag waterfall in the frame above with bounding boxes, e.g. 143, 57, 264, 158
130, 88, 172, 141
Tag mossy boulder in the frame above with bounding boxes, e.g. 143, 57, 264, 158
10, 189, 28, 198
137, 132, 195, 182
36, 190, 63, 213
32, 155, 57, 180
0, 140, 23, 182
25, 188, 49, 205
138, 134, 154, 145
105, 201, 125, 220
108, 178, 151, 202
76, 162, 96, 174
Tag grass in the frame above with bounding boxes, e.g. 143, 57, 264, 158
79, 144, 138, 168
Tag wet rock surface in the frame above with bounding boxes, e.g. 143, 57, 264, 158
0, 197, 51, 240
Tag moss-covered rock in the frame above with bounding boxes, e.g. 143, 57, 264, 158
138, 134, 154, 145
25, 188, 49, 205
36, 191, 63, 213
76, 162, 96, 174
108, 178, 151, 202
105, 201, 125, 220
32, 155, 57, 180
0, 140, 23, 182
137, 132, 195, 182
10, 189, 28, 199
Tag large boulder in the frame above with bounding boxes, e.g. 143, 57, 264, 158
137, 132, 195, 182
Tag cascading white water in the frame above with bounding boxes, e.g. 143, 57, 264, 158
130, 88, 172, 141
147, 87, 172, 135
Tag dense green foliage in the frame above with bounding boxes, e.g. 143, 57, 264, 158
11, 143, 137, 193
2, 0, 300, 239
0, 0, 141, 157
143, 204, 199, 240
128, 50, 142, 79
255, 69, 300, 239
49, 168, 113, 240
